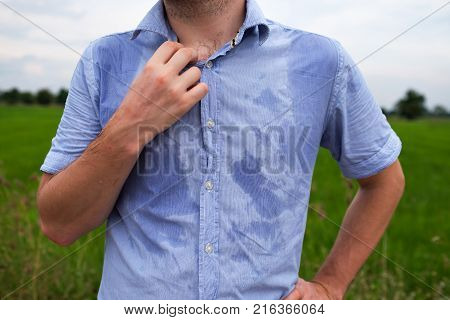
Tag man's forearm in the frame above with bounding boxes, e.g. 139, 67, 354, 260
37, 107, 145, 246
313, 160, 405, 299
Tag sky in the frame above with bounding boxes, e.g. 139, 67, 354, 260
0, 0, 449, 110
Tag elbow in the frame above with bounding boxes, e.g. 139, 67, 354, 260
36, 174, 78, 247
39, 219, 77, 247
37, 197, 77, 247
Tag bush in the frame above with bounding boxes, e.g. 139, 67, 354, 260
20, 92, 35, 105
36, 89, 54, 105
394, 89, 427, 120
432, 105, 449, 118
0, 88, 20, 104
55, 89, 69, 105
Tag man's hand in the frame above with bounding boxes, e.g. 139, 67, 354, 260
116, 41, 209, 153
281, 278, 341, 300
37, 41, 208, 246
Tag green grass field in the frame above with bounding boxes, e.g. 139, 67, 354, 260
0, 105, 448, 299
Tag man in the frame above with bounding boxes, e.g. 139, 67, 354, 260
37, 0, 405, 300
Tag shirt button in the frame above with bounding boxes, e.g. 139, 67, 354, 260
205, 243, 214, 254
207, 119, 215, 129
205, 60, 214, 69
204, 180, 214, 191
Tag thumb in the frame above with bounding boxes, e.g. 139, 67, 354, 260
282, 278, 305, 300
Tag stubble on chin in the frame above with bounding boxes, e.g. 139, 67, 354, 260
164, 0, 232, 21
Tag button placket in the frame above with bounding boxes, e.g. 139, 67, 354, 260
198, 60, 220, 299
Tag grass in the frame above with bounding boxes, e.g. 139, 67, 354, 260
0, 106, 448, 299
0, 105, 105, 299
0, 105, 63, 181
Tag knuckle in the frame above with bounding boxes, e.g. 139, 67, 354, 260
154, 72, 168, 86
144, 62, 156, 73
168, 85, 182, 97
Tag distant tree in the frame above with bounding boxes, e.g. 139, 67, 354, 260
55, 88, 69, 105
380, 106, 389, 117
20, 91, 35, 105
432, 105, 449, 117
394, 89, 427, 120
36, 89, 53, 105
0, 88, 20, 104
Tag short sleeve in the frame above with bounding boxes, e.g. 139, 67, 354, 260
320, 41, 402, 179
40, 42, 102, 174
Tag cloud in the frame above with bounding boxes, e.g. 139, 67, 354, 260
23, 61, 44, 76
0, 55, 74, 91
3, 0, 85, 18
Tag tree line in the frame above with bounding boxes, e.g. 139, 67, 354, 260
0, 87, 448, 119
382, 89, 449, 119
0, 88, 68, 106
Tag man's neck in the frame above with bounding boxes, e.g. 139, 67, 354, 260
163, 0, 246, 61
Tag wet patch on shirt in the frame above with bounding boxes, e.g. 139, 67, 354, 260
227, 221, 275, 273
235, 220, 282, 254
253, 87, 281, 111
231, 153, 290, 220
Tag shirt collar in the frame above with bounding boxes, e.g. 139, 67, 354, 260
130, 0, 270, 46
130, 0, 177, 41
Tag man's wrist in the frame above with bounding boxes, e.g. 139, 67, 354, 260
101, 105, 150, 158
312, 275, 347, 300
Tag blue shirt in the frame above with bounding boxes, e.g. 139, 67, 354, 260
40, 0, 402, 299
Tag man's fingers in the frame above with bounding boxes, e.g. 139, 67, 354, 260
149, 41, 184, 65
166, 47, 198, 74
183, 82, 208, 106
178, 67, 202, 90
282, 278, 305, 300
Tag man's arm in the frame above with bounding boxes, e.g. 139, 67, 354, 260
283, 159, 405, 299
37, 41, 208, 246
37, 112, 145, 247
